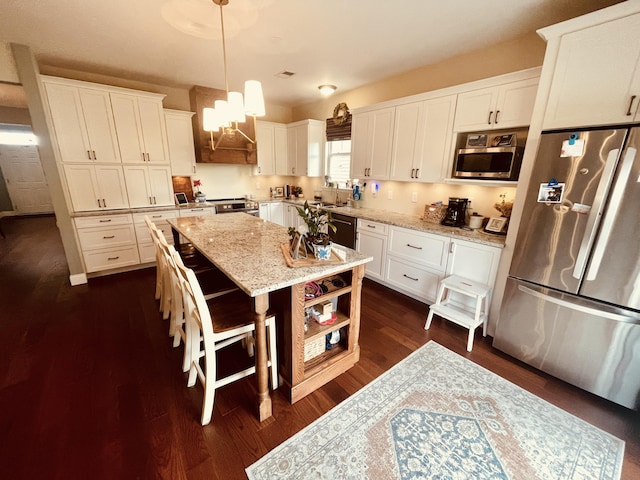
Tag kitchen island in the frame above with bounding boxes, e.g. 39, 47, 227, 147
167, 213, 372, 419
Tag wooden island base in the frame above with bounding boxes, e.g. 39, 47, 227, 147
272, 264, 365, 404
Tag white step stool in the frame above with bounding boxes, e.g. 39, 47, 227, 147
425, 275, 491, 352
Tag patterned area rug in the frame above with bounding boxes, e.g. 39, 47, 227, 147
246, 342, 624, 480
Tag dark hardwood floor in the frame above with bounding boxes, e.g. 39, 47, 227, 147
1, 214, 638, 480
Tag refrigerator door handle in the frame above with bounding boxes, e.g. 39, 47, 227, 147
517, 283, 640, 324
572, 148, 621, 280
586, 147, 637, 281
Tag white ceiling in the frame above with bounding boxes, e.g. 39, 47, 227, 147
0, 0, 621, 108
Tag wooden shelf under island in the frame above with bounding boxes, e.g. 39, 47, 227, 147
273, 265, 365, 404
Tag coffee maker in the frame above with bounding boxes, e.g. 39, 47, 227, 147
441, 198, 469, 227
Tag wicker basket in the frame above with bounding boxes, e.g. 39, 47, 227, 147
304, 336, 326, 361
424, 204, 447, 223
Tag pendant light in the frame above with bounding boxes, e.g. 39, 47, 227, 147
204, 0, 265, 151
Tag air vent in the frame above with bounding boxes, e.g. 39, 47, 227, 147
275, 70, 296, 79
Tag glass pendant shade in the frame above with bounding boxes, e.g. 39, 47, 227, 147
244, 80, 265, 117
214, 100, 231, 128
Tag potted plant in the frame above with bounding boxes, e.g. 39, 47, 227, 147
295, 201, 336, 259
193, 179, 206, 202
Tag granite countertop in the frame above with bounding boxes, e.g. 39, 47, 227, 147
69, 202, 215, 218
167, 213, 372, 297
261, 199, 506, 248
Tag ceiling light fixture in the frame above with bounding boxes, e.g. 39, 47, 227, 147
203, 0, 265, 151
318, 84, 337, 96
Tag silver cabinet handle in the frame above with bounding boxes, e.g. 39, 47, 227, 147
494, 110, 500, 124
406, 243, 422, 250
626, 95, 637, 116
487, 110, 493, 124
403, 274, 419, 281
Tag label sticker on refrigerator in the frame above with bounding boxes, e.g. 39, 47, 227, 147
561, 139, 585, 157
571, 203, 592, 214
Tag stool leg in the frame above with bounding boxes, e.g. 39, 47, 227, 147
424, 310, 434, 330
467, 328, 475, 352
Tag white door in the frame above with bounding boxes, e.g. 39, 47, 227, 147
148, 166, 174, 206
137, 97, 167, 164
0, 145, 53, 213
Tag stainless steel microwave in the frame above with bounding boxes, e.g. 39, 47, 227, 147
452, 132, 523, 180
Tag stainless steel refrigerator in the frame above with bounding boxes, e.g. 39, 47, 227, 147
494, 126, 640, 411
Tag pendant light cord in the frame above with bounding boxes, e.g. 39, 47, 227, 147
218, 2, 230, 95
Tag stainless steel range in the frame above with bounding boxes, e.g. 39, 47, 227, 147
206, 198, 259, 216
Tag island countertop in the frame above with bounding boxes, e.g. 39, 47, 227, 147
167, 213, 372, 297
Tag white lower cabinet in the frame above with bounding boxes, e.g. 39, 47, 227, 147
356, 220, 387, 281
132, 210, 177, 263
259, 201, 285, 226
74, 213, 139, 273
356, 222, 502, 307
445, 238, 501, 312
385, 226, 450, 302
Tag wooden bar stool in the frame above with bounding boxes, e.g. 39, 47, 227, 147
425, 275, 491, 352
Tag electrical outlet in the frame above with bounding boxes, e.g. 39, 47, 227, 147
388, 190, 393, 200
411, 192, 417, 203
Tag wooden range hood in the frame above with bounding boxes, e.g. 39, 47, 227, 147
189, 85, 257, 165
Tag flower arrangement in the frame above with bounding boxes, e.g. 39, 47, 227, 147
494, 194, 513, 217
193, 179, 202, 195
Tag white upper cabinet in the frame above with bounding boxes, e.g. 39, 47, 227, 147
543, 13, 640, 129
453, 78, 539, 132
351, 107, 394, 180
286, 120, 324, 177
63, 164, 128, 211
123, 165, 174, 207
256, 121, 288, 176
43, 81, 121, 163
164, 109, 196, 176
390, 95, 456, 182
111, 93, 168, 164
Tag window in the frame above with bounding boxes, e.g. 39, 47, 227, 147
325, 139, 351, 187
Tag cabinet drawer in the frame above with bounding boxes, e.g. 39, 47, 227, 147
357, 219, 388, 235
83, 246, 140, 273
134, 222, 174, 245
132, 210, 177, 224
74, 213, 133, 228
77, 225, 137, 250
179, 207, 214, 217
385, 256, 442, 302
388, 227, 449, 270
